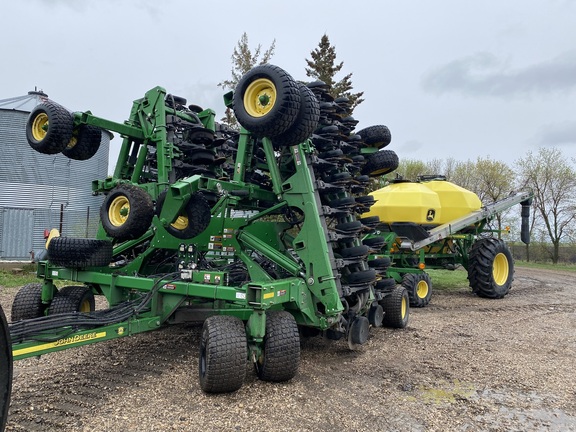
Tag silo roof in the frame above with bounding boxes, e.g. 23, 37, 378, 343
0, 90, 49, 113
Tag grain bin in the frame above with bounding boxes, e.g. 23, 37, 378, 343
0, 91, 109, 260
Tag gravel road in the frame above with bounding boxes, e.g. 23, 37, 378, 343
1, 266, 575, 431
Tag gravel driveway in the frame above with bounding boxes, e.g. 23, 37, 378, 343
2, 266, 575, 431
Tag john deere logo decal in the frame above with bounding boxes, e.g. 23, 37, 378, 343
426, 209, 436, 222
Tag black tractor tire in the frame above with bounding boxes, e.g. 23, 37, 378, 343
199, 315, 247, 393
48, 286, 95, 315
257, 311, 300, 382
272, 83, 320, 147
467, 238, 514, 299
11, 283, 47, 321
156, 191, 212, 239
100, 184, 154, 241
0, 303, 12, 432
233, 64, 301, 137
402, 273, 432, 308
48, 238, 112, 268
361, 150, 399, 177
356, 125, 392, 149
26, 101, 74, 154
62, 124, 102, 160
381, 286, 410, 329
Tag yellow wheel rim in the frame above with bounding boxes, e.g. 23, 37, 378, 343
493, 252, 509, 286
31, 112, 49, 141
109, 196, 130, 227
416, 280, 429, 299
243, 78, 277, 117
401, 296, 407, 318
66, 136, 77, 150
79, 299, 91, 313
171, 215, 189, 231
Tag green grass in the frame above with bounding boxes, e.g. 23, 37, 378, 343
514, 260, 576, 272
0, 269, 40, 288
0, 262, 42, 289
426, 268, 469, 291
427, 260, 576, 292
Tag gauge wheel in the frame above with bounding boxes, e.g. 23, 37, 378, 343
11, 283, 47, 321
47, 286, 95, 315
156, 191, 211, 239
62, 124, 102, 160
199, 315, 247, 393
356, 125, 392, 149
361, 150, 399, 177
402, 273, 433, 307
100, 184, 154, 241
48, 238, 112, 268
233, 64, 301, 137
272, 83, 320, 147
26, 101, 74, 154
257, 311, 300, 382
381, 286, 410, 329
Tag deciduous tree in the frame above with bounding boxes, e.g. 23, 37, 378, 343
516, 148, 576, 263
218, 32, 276, 127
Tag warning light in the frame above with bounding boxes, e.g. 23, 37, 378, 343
418, 262, 426, 270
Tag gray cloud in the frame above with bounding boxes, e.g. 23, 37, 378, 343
422, 51, 576, 97
28, 0, 167, 16
534, 121, 576, 147
397, 139, 425, 155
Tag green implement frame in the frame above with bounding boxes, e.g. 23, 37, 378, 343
4, 65, 407, 413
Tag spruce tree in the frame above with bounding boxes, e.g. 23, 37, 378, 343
305, 34, 364, 111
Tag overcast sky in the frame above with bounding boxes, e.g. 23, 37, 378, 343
2, 0, 575, 170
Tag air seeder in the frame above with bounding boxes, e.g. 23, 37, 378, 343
363, 176, 533, 308
0, 65, 408, 428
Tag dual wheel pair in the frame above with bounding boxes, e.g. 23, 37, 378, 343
233, 65, 320, 147
11, 283, 95, 322
26, 100, 102, 160
100, 184, 211, 242
200, 311, 300, 393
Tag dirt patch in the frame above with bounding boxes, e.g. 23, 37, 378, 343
2, 267, 576, 431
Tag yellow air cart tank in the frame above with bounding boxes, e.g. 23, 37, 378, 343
422, 179, 481, 224
366, 178, 481, 226
367, 180, 442, 225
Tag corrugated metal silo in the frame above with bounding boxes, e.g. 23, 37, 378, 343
0, 91, 110, 260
